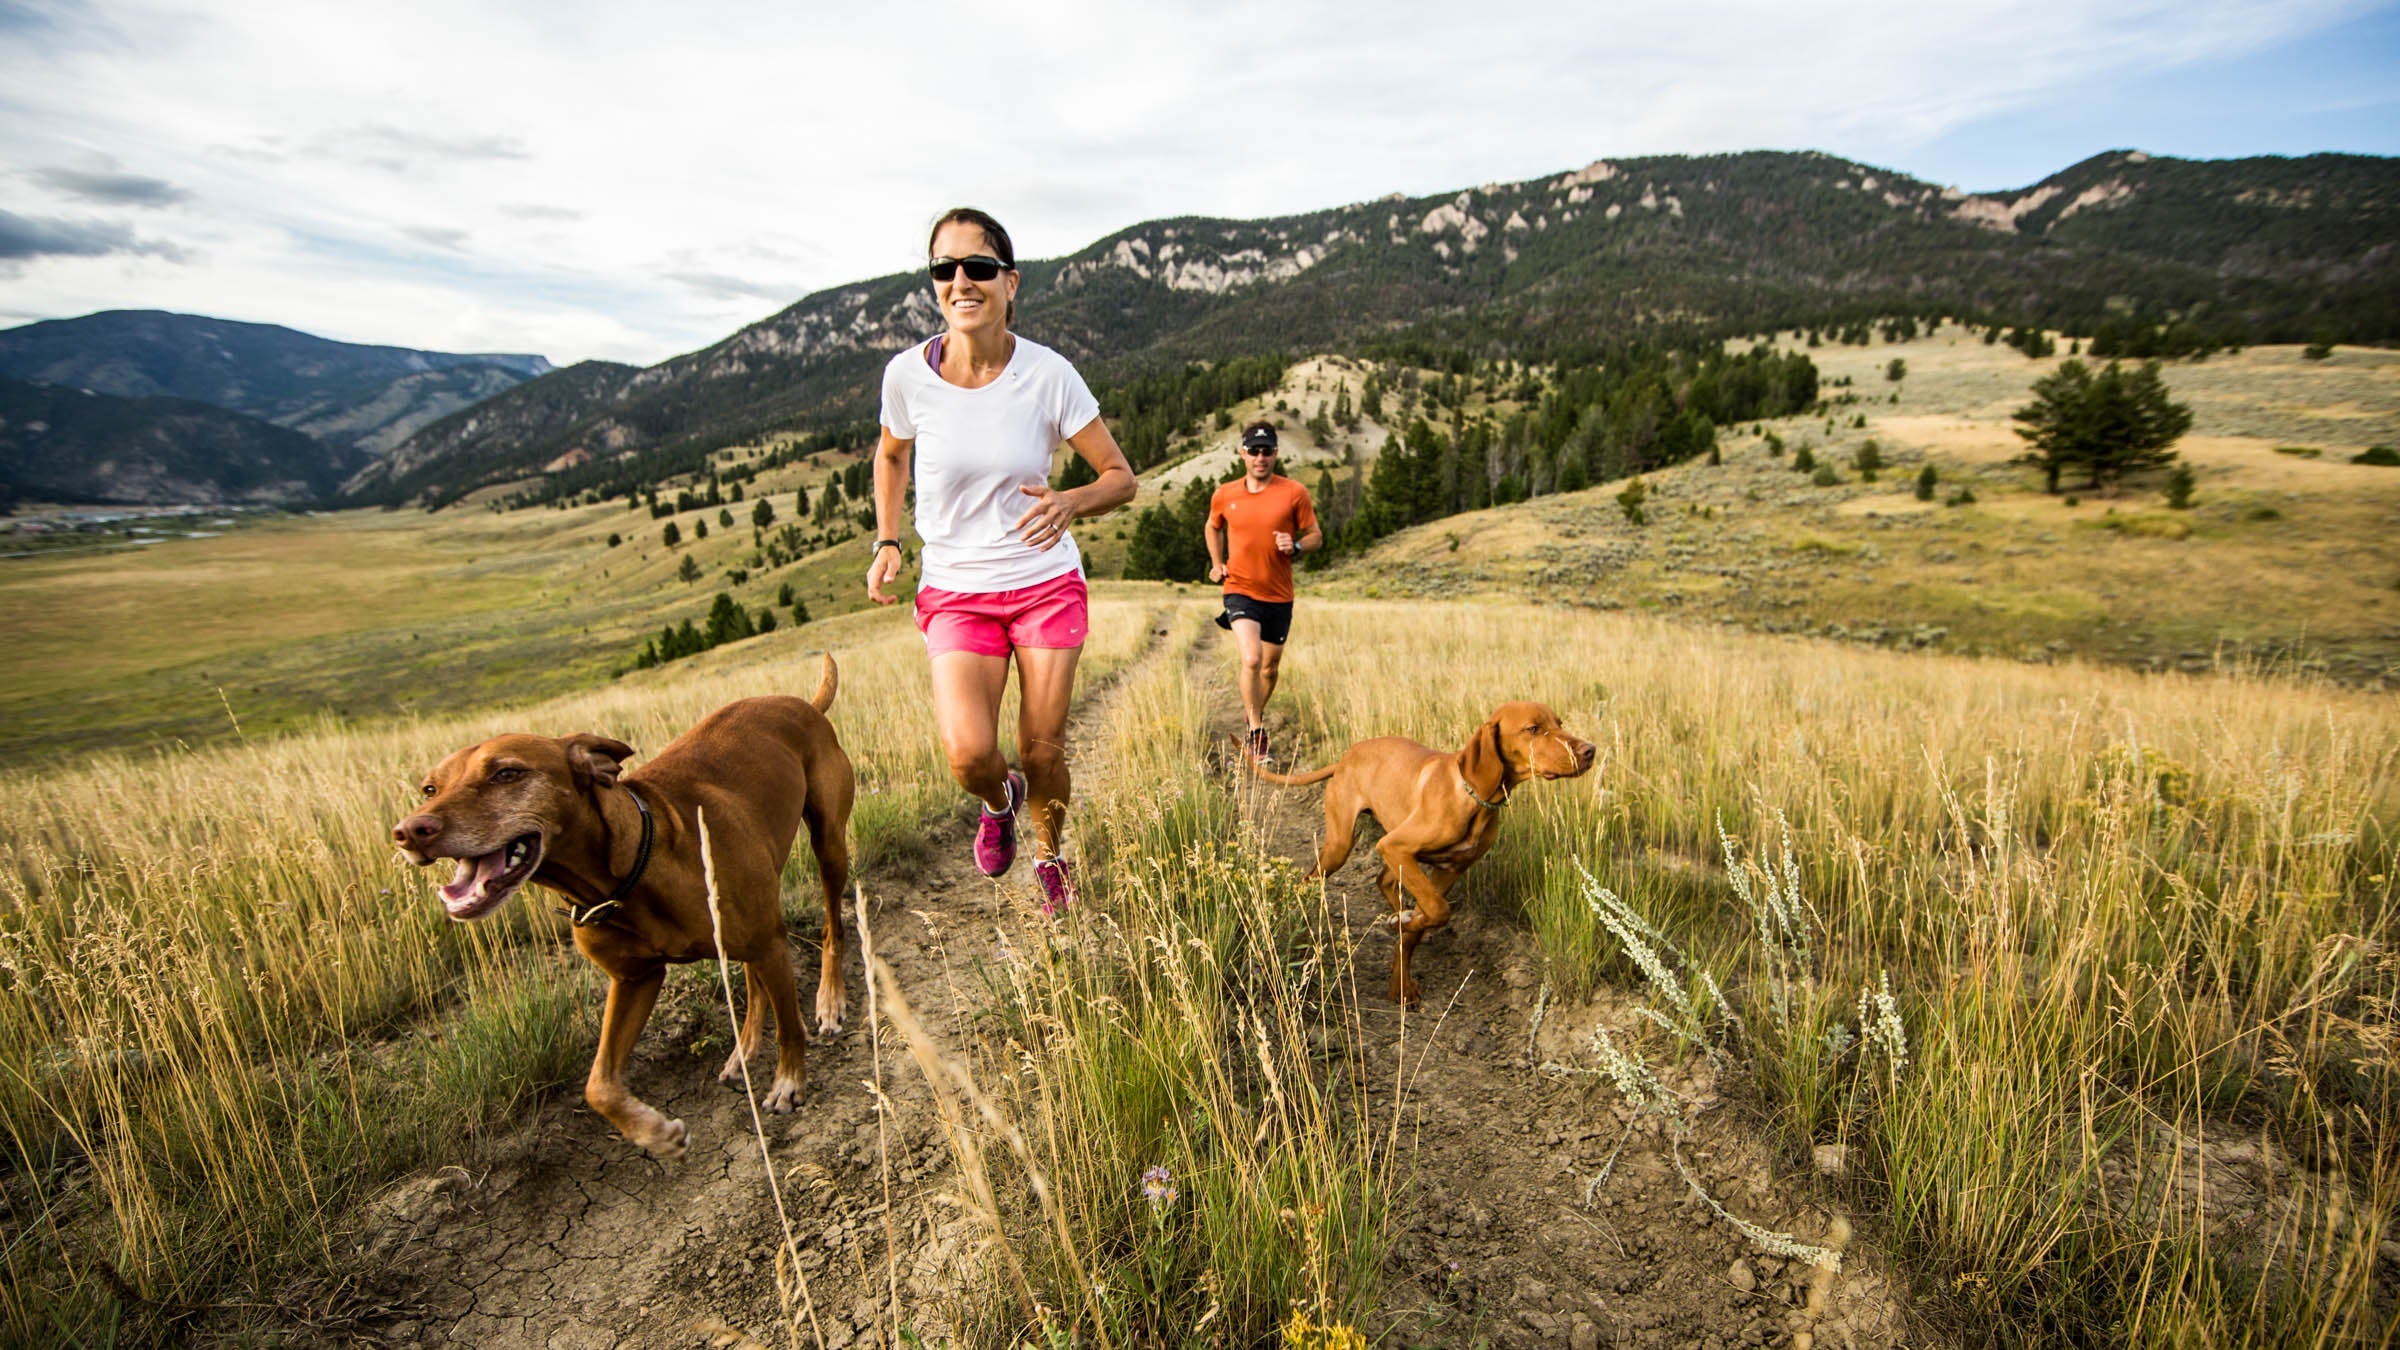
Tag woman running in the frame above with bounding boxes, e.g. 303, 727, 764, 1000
866, 207, 1136, 913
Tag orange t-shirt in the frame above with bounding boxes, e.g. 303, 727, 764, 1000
1207, 475, 1317, 604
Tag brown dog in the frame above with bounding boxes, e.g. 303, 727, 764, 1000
1255, 702, 1595, 1004
392, 654, 854, 1159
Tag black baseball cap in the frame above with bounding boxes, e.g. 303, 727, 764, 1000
1240, 425, 1279, 451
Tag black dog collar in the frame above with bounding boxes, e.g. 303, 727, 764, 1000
568, 785, 653, 927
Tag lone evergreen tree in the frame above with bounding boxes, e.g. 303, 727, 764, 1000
2013, 360, 2192, 493
1616, 477, 1647, 525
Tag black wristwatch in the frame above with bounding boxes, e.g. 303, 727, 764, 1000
872, 538, 901, 557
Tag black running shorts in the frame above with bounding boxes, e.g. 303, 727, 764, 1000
1215, 592, 1294, 645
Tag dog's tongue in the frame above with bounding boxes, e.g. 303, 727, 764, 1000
440, 851, 509, 905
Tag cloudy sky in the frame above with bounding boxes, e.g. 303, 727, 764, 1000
3, 0, 2393, 367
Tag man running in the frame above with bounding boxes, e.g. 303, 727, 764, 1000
1206, 420, 1321, 766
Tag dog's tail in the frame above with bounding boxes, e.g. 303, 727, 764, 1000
809, 653, 838, 712
1250, 760, 1336, 787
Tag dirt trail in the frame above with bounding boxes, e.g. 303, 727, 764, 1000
1204, 635, 1919, 1350
331, 611, 1918, 1349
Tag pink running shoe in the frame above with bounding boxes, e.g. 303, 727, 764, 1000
1034, 856, 1078, 916
974, 771, 1025, 877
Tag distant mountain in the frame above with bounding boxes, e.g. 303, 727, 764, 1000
285, 362, 541, 460
0, 375, 360, 506
342, 359, 644, 500
354, 148, 2396, 506
0, 309, 554, 465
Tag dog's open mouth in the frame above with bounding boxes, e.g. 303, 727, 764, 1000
440, 832, 542, 920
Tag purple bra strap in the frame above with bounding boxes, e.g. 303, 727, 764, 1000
925, 334, 945, 371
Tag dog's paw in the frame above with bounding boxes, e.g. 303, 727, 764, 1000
716, 1051, 748, 1085
644, 1117, 689, 1161
762, 1076, 803, 1114
815, 1013, 844, 1038
1387, 908, 1419, 930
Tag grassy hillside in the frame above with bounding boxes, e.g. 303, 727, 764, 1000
1327, 333, 2400, 685
4, 333, 2391, 767
2, 596, 2390, 1344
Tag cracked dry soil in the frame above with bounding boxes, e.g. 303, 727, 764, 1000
333, 615, 1922, 1349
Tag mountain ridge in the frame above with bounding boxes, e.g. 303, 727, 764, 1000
0, 374, 361, 506
0, 311, 557, 496
114, 149, 2400, 507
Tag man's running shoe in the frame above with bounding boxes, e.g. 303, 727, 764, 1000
1034, 856, 1078, 917
1244, 727, 1274, 767
974, 771, 1025, 877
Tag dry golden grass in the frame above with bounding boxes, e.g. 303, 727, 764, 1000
1267, 599, 2397, 1345
0, 598, 1164, 1344
1330, 339, 2400, 684
3, 584, 2392, 1343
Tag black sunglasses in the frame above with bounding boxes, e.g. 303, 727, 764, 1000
929, 255, 1010, 283
1243, 446, 1278, 456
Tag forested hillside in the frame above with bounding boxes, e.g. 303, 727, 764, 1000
362, 148, 2395, 507
0, 375, 360, 506
0, 310, 556, 500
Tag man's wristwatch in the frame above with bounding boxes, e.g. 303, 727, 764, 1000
872, 538, 901, 557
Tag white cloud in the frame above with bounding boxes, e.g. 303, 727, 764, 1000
0, 0, 2377, 363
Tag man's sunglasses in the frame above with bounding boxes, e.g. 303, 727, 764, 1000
929, 255, 1011, 283
1243, 447, 1278, 456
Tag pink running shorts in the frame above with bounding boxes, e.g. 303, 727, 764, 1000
914, 570, 1090, 657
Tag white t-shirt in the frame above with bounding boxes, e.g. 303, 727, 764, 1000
879, 335, 1101, 593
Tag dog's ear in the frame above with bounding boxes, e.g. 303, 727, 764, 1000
1461, 719, 1507, 789
563, 734, 636, 789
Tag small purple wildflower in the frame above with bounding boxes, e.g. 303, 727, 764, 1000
1140, 1164, 1177, 1207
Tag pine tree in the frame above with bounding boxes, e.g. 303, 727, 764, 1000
2164, 464, 2196, 509
703, 593, 755, 647
1616, 477, 1647, 525
2013, 360, 2191, 493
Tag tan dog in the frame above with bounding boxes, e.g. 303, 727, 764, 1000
392, 655, 853, 1159
1255, 702, 1595, 1004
